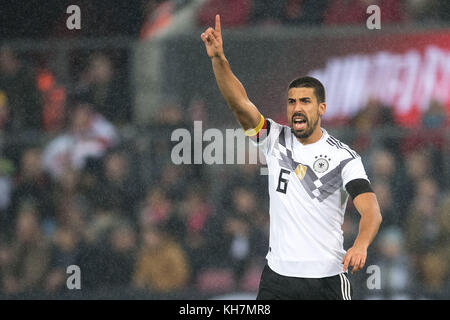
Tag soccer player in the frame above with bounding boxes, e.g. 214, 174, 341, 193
201, 15, 382, 300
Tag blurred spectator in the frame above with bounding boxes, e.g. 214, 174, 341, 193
404, 178, 441, 257
140, 187, 176, 228
371, 181, 398, 228
368, 149, 406, 226
401, 149, 433, 203
404, 150, 431, 182
57, 197, 89, 236
75, 53, 130, 124
209, 187, 267, 282
133, 225, 190, 294
219, 165, 268, 213
409, 192, 450, 299
0, 156, 14, 233
0, 240, 14, 294
173, 187, 213, 278
351, 99, 397, 156
84, 205, 120, 245
422, 100, 447, 129
366, 227, 413, 299
42, 101, 119, 180
438, 194, 450, 249
156, 100, 187, 129
96, 223, 138, 289
76, 158, 104, 209
368, 149, 396, 182
226, 188, 266, 278
158, 164, 191, 200
2, 203, 49, 295
76, 205, 122, 290
0, 45, 41, 132
95, 149, 143, 220
416, 249, 449, 299
44, 226, 81, 294
50, 169, 83, 227
148, 102, 190, 180
400, 102, 446, 188
8, 148, 54, 232
37, 69, 67, 133
0, 90, 11, 132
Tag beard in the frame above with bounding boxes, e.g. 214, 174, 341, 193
290, 112, 320, 139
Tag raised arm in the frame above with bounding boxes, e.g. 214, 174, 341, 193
201, 14, 261, 131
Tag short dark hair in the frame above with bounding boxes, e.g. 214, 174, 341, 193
288, 76, 325, 104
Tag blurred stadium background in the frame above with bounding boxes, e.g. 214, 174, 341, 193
0, 0, 449, 299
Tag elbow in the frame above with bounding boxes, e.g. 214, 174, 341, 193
376, 210, 383, 226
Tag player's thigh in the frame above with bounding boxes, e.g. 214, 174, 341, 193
256, 265, 294, 300
321, 273, 353, 300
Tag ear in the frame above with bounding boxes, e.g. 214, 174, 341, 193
318, 102, 326, 116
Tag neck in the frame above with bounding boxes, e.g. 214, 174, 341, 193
297, 127, 323, 145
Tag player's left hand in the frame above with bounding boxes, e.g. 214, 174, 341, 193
342, 245, 367, 274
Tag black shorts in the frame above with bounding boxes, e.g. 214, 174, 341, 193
256, 264, 352, 300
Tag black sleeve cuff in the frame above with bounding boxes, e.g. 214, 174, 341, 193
345, 179, 373, 199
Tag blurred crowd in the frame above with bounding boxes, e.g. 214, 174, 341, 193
0, 42, 449, 299
1, 0, 449, 40
196, 0, 450, 28
0, 42, 270, 298
341, 100, 450, 299
0, 0, 449, 300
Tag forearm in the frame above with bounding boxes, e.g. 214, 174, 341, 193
211, 55, 260, 129
202, 15, 261, 130
353, 208, 382, 249
343, 188, 382, 273
211, 54, 246, 103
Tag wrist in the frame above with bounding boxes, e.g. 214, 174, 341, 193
353, 239, 369, 250
211, 53, 226, 61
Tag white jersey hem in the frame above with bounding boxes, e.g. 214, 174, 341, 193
267, 257, 344, 278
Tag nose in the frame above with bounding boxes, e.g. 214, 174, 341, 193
293, 103, 305, 114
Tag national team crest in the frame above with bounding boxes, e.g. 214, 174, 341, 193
313, 156, 330, 173
295, 164, 308, 180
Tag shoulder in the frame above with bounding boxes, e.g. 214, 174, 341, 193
255, 118, 290, 154
324, 133, 360, 160
266, 118, 283, 131
266, 118, 291, 140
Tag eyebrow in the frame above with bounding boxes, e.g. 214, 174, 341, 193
288, 97, 312, 101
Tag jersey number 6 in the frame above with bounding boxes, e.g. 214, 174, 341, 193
276, 169, 290, 194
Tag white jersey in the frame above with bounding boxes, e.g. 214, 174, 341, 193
257, 119, 369, 278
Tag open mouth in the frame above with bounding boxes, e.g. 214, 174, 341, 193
292, 115, 307, 131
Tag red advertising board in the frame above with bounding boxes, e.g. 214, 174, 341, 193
307, 30, 450, 126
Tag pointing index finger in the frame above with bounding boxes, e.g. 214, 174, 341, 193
215, 14, 221, 33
